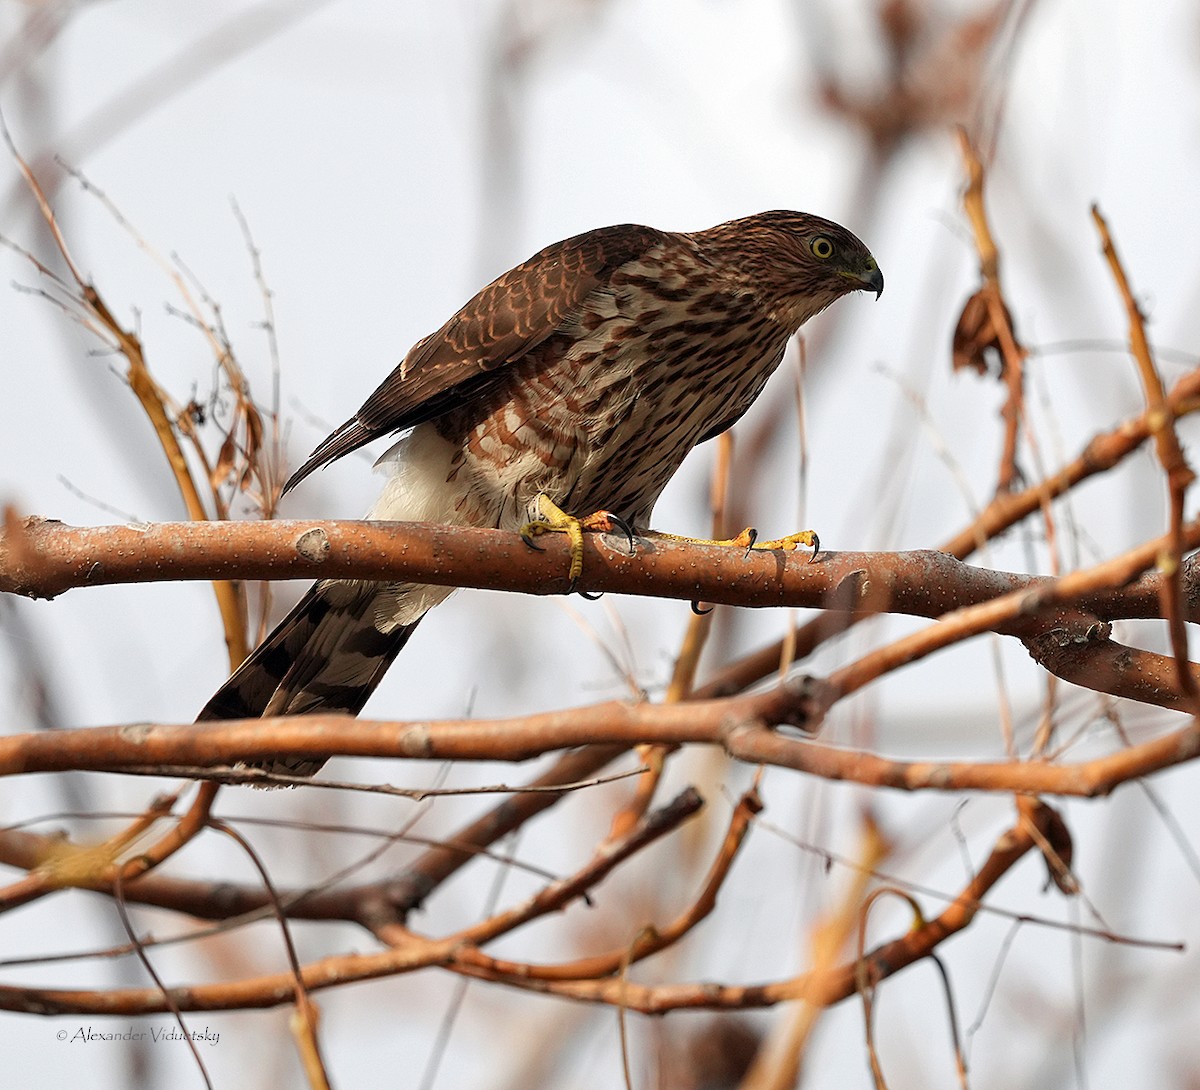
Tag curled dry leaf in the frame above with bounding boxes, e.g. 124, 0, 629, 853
211, 430, 238, 492
242, 398, 265, 462
1032, 799, 1078, 895
952, 286, 1012, 377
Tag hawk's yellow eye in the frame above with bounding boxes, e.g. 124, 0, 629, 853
811, 236, 834, 260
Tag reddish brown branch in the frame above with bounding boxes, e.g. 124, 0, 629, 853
0, 794, 1156, 1019
3, 518, 1197, 626
0, 935, 465, 1015
453, 787, 760, 984
822, 530, 1200, 713
697, 364, 1200, 704
0, 790, 755, 1017
436, 797, 1047, 1014
410, 785, 709, 954
723, 718, 1200, 798
6, 514, 1200, 725
0, 750, 628, 926
0, 690, 1196, 801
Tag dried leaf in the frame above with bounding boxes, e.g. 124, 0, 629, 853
211, 430, 237, 491
952, 286, 1011, 378
243, 400, 264, 461
1033, 799, 1078, 895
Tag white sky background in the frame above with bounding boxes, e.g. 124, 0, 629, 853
3, 1, 1200, 1087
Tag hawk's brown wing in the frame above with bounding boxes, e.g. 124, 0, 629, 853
283, 223, 667, 492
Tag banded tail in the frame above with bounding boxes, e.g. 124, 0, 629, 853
197, 581, 420, 778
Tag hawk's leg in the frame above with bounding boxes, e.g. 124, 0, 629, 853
519, 493, 635, 592
646, 526, 821, 562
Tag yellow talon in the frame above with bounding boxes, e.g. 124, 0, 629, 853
746, 528, 820, 560
519, 494, 632, 590
649, 526, 820, 562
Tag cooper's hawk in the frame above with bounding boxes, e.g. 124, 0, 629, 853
198, 211, 882, 775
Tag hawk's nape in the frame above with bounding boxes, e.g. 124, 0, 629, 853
197, 211, 882, 779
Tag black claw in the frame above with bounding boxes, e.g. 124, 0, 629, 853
807, 533, 821, 563
520, 530, 545, 552
579, 588, 604, 601
690, 600, 713, 615
606, 513, 637, 555
742, 527, 759, 558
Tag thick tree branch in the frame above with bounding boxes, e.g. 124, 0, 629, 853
1, 700, 1197, 800
3, 516, 1198, 624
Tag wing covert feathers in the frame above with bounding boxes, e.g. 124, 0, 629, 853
283, 223, 665, 493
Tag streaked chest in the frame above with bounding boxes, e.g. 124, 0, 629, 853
441, 249, 790, 521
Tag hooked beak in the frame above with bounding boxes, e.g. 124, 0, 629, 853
857, 261, 884, 300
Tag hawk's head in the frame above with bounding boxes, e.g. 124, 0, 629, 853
701, 210, 883, 329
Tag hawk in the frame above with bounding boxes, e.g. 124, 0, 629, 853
198, 211, 883, 775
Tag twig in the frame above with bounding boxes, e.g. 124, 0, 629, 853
956, 128, 1029, 494
208, 819, 332, 1090
1092, 203, 1199, 712
4, 129, 250, 667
